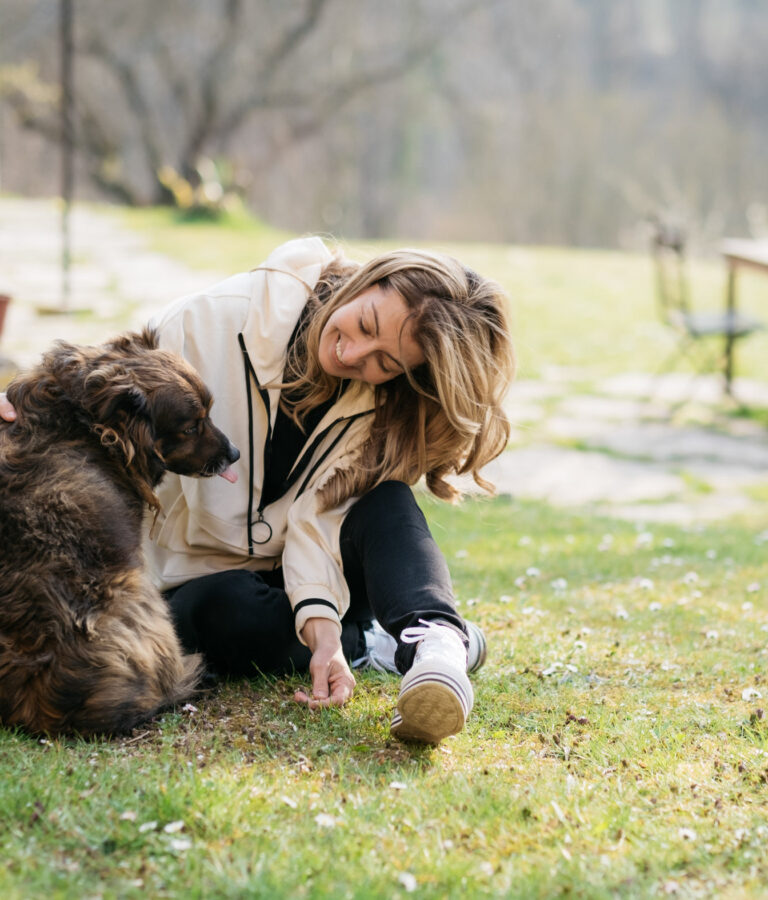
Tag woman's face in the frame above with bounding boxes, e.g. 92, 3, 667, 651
318, 284, 424, 385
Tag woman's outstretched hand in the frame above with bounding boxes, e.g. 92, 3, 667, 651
0, 393, 16, 421
294, 617, 356, 709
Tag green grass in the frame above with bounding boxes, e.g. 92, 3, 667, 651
118, 205, 768, 382
3, 496, 768, 899
4, 204, 765, 895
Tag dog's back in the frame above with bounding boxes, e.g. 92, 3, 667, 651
0, 330, 236, 736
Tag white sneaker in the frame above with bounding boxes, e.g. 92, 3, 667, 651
389, 619, 474, 744
353, 619, 487, 675
351, 621, 398, 672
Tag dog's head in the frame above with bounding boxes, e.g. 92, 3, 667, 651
77, 329, 240, 504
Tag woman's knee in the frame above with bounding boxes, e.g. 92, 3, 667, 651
342, 480, 423, 536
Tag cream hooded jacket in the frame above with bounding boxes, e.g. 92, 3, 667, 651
143, 237, 375, 643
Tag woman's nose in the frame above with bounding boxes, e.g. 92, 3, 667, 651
341, 339, 370, 366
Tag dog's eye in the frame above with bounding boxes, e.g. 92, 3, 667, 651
183, 425, 199, 435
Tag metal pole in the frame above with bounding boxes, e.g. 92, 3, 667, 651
60, 0, 74, 311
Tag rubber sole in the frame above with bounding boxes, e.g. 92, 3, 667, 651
390, 664, 473, 743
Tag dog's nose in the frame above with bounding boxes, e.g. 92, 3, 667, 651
227, 442, 240, 465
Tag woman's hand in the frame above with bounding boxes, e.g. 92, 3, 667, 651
294, 617, 356, 709
0, 393, 16, 421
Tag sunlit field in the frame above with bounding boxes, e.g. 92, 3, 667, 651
119, 205, 768, 384
2, 206, 768, 898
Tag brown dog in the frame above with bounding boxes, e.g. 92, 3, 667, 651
0, 328, 239, 736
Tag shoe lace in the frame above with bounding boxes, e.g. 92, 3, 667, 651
400, 618, 455, 645
401, 619, 468, 669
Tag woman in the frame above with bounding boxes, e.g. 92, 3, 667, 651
1, 236, 515, 744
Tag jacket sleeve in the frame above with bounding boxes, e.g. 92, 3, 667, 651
281, 465, 360, 644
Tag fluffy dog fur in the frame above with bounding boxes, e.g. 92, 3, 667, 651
0, 328, 239, 736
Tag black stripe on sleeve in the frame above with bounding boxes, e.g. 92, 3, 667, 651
293, 598, 339, 618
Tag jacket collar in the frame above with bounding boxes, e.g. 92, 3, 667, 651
241, 236, 334, 385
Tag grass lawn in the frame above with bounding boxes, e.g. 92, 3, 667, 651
3, 205, 768, 897
2, 496, 768, 899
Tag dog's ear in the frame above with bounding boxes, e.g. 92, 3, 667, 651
83, 364, 164, 507
82, 364, 150, 424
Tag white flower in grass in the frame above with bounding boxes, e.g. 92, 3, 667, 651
678, 827, 696, 842
526, 566, 541, 577
748, 583, 760, 593
683, 571, 699, 584
163, 821, 185, 834
119, 811, 137, 822
705, 630, 719, 640
636, 532, 653, 548
138, 821, 158, 833
518, 535, 532, 546
479, 861, 495, 877
631, 576, 654, 590
181, 703, 198, 714
314, 813, 339, 828
649, 602, 662, 612
662, 538, 676, 548
455, 548, 468, 559
615, 607, 629, 620
169, 838, 192, 852
706, 549, 717, 559
743, 601, 754, 611
742, 687, 762, 701
499, 594, 513, 603
389, 781, 408, 791
574, 640, 586, 650
281, 796, 298, 809
398, 873, 417, 892
542, 662, 563, 676
551, 578, 568, 591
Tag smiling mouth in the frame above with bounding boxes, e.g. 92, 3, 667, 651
335, 336, 346, 366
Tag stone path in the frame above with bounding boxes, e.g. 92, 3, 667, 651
2, 196, 768, 525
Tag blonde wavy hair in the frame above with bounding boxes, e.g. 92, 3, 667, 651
282, 248, 515, 510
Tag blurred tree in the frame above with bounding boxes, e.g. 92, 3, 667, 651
0, 0, 484, 209
1, 0, 767, 246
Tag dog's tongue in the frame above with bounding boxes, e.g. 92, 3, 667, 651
218, 467, 238, 484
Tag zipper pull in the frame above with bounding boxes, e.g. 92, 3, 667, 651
251, 509, 273, 545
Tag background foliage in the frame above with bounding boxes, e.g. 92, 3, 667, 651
2, 0, 768, 248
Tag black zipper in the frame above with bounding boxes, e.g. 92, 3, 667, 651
238, 332, 372, 554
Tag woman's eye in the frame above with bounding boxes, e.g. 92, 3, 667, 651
359, 317, 371, 336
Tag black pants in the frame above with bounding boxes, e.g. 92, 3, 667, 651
166, 481, 467, 678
